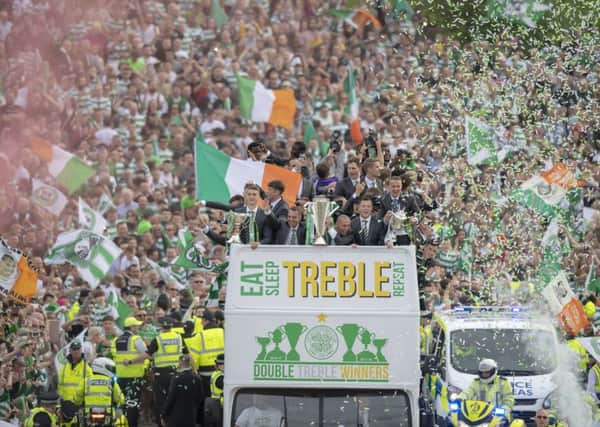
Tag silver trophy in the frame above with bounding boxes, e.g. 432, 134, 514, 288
226, 212, 251, 244
386, 210, 409, 244
307, 196, 338, 246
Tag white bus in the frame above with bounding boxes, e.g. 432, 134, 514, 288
224, 245, 421, 426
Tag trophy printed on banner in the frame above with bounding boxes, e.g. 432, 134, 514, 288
307, 196, 338, 246
226, 212, 251, 244
386, 209, 409, 246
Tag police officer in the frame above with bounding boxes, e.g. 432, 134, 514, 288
111, 317, 149, 427
57, 341, 93, 409
459, 359, 514, 419
204, 353, 224, 427
80, 357, 125, 425
24, 391, 59, 427
146, 316, 186, 426
195, 310, 225, 390
182, 320, 202, 371
161, 354, 204, 427
566, 333, 590, 384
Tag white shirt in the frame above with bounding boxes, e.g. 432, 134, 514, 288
364, 176, 378, 189
200, 119, 225, 134
270, 198, 282, 210
119, 255, 139, 273
95, 128, 118, 145
360, 216, 371, 235
235, 406, 283, 427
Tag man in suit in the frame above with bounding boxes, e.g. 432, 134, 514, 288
327, 214, 356, 246
339, 158, 382, 216
361, 158, 384, 192
202, 183, 277, 244
335, 158, 361, 200
264, 180, 289, 222
274, 206, 306, 245
378, 175, 421, 219
161, 355, 204, 427
351, 197, 386, 246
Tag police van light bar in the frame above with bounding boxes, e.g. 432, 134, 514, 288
449, 402, 460, 412
451, 306, 530, 316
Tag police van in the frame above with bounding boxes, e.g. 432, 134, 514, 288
423, 307, 559, 426
224, 244, 421, 426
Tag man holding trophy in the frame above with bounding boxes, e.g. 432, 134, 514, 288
379, 175, 435, 246
200, 183, 279, 245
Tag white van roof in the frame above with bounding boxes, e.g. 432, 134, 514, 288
435, 306, 555, 331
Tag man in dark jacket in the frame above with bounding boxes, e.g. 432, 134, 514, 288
161, 354, 204, 427
264, 180, 289, 223
273, 206, 306, 245
334, 158, 361, 200
327, 214, 356, 246
201, 183, 278, 244
350, 197, 386, 246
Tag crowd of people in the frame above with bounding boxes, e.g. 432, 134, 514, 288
0, 0, 598, 425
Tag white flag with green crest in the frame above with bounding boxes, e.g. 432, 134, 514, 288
79, 197, 108, 235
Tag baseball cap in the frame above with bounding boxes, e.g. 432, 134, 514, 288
124, 317, 143, 328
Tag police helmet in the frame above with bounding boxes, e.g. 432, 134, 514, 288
91, 357, 116, 377
478, 358, 497, 384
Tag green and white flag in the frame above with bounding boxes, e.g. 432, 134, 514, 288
54, 328, 87, 373
45, 230, 121, 288
176, 229, 195, 252
207, 272, 227, 308
31, 179, 68, 216
174, 239, 215, 271
107, 289, 133, 330
96, 193, 115, 216
465, 116, 510, 166
79, 197, 107, 235
510, 175, 567, 218
535, 218, 569, 288
146, 257, 185, 286
487, 0, 550, 28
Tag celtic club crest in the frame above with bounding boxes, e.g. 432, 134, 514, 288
304, 325, 338, 360
33, 186, 58, 207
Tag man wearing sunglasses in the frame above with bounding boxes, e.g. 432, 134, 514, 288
534, 408, 566, 427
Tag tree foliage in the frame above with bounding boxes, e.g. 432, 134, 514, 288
408, 0, 600, 47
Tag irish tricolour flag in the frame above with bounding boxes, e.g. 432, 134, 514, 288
238, 76, 296, 130
344, 62, 363, 143
329, 9, 382, 29
31, 137, 95, 194
195, 141, 301, 206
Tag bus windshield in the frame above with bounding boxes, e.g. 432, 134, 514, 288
450, 328, 557, 375
232, 389, 412, 427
